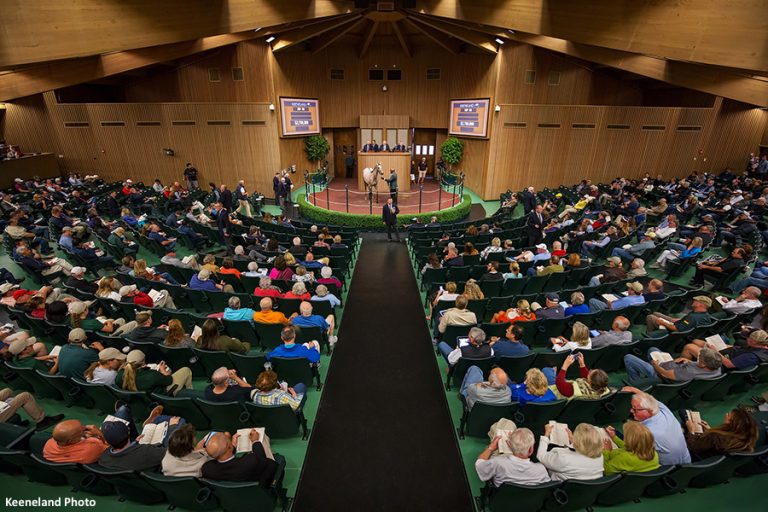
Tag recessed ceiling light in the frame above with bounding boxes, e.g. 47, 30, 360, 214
495, 38, 505, 45
266, 36, 275, 43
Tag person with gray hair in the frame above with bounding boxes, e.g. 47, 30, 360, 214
623, 386, 691, 465
475, 427, 550, 486
253, 276, 282, 298
439, 326, 491, 366
591, 316, 633, 348
317, 266, 342, 290
627, 258, 647, 279
461, 367, 511, 410
717, 286, 763, 314
624, 345, 723, 388
242, 261, 263, 277
290, 301, 337, 347
204, 366, 253, 402
310, 284, 341, 308
223, 295, 257, 326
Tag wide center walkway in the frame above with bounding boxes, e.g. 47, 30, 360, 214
293, 233, 474, 511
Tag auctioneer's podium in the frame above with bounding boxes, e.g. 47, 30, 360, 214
357, 151, 411, 193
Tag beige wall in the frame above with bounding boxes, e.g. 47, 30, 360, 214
2, 40, 767, 200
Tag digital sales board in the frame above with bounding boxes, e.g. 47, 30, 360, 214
448, 98, 491, 138
279, 97, 321, 137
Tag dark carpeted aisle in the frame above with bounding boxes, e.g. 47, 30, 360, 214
293, 233, 474, 512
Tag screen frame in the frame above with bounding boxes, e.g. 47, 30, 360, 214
278, 96, 321, 138
448, 97, 492, 139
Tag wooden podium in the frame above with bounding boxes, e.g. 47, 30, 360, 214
357, 152, 411, 192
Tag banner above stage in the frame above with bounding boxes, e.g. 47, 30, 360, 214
279, 97, 321, 137
448, 98, 491, 139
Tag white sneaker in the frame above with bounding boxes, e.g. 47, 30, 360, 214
328, 335, 338, 347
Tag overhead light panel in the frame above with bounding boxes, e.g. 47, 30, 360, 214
254, 27, 262, 33
495, 38, 505, 45
508, 29, 515, 34
266, 36, 276, 43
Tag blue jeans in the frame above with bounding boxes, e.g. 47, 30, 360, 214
438, 341, 454, 363
623, 347, 663, 387
611, 248, 634, 261
731, 275, 768, 293
460, 365, 484, 400
588, 298, 608, 311
160, 272, 179, 285
588, 276, 601, 287
293, 382, 307, 395
114, 404, 186, 446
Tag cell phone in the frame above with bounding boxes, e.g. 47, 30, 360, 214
590, 330, 600, 337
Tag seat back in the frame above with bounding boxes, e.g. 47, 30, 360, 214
596, 466, 674, 506
194, 399, 249, 431
151, 393, 211, 430
244, 401, 305, 439
556, 394, 615, 428
193, 348, 234, 376
596, 391, 633, 425
495, 354, 538, 383
270, 357, 317, 389
515, 400, 567, 432
462, 402, 520, 438
440, 324, 475, 349
644, 456, 725, 497
228, 353, 268, 383
487, 481, 562, 512
109, 387, 152, 421
450, 357, 494, 390
4, 363, 64, 401
83, 464, 166, 504
690, 446, 768, 487
202, 479, 277, 512
72, 378, 120, 415
253, 322, 286, 350
222, 319, 260, 348
543, 474, 621, 511
141, 472, 220, 511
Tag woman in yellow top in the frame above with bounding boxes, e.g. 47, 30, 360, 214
603, 421, 660, 474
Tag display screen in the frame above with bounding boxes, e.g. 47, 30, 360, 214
449, 98, 490, 138
279, 97, 321, 137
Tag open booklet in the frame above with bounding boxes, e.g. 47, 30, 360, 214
650, 351, 674, 364
601, 428, 618, 449
191, 325, 203, 340
235, 427, 274, 460
547, 421, 570, 447
686, 410, 704, 434
148, 289, 167, 305
138, 421, 168, 445
705, 334, 728, 351
496, 428, 517, 454
601, 294, 620, 303
49, 345, 61, 358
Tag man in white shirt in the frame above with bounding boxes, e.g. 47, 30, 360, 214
719, 286, 763, 314
475, 428, 550, 486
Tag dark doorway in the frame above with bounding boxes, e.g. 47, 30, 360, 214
333, 128, 357, 179
412, 129, 437, 180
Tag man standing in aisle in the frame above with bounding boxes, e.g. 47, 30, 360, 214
235, 180, 252, 217
383, 197, 400, 242
183, 163, 199, 191
385, 168, 398, 204
344, 152, 355, 179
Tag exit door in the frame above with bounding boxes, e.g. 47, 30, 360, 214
412, 129, 437, 180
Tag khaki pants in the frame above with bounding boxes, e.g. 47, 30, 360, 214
168, 367, 193, 396
114, 320, 138, 337
43, 259, 73, 276
646, 312, 678, 331
238, 199, 252, 218
0, 388, 45, 423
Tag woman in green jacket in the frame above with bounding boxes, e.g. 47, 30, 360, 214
603, 421, 660, 474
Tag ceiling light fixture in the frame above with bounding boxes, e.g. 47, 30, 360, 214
254, 27, 262, 33
495, 38, 505, 45
508, 29, 515, 34
266, 36, 275, 43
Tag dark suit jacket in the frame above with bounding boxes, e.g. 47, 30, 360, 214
379, 144, 391, 152
362, 144, 372, 152
216, 209, 231, 233
526, 210, 544, 236
220, 189, 233, 210
522, 191, 537, 214
200, 443, 277, 487
382, 203, 399, 225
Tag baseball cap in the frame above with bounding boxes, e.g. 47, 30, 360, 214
0, 282, 19, 295
545, 292, 560, 302
626, 282, 644, 293
8, 338, 35, 355
68, 328, 87, 343
101, 421, 131, 448
98, 347, 127, 361
119, 284, 137, 297
126, 349, 145, 364
68, 301, 88, 315
535, 244, 547, 250
70, 267, 86, 276
749, 330, 768, 345
692, 295, 713, 307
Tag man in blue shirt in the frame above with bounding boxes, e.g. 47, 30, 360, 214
58, 227, 75, 252
623, 387, 691, 465
223, 296, 257, 326
290, 301, 337, 347
488, 324, 530, 359
267, 327, 321, 365
189, 269, 226, 292
147, 223, 176, 250
588, 281, 646, 312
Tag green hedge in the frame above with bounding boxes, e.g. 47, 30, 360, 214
297, 193, 472, 229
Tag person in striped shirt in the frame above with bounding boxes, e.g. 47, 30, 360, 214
251, 369, 305, 411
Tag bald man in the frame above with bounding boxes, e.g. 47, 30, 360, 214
461, 367, 512, 410
252, 297, 295, 325
43, 419, 108, 464
200, 430, 277, 486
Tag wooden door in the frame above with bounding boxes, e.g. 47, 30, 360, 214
333, 128, 358, 179
412, 129, 437, 179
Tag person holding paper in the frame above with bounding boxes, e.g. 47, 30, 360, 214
162, 424, 212, 477
622, 387, 690, 465
475, 428, 550, 486
588, 281, 646, 312
205, 367, 253, 402
98, 413, 183, 471
537, 423, 604, 481
551, 353, 611, 400
591, 316, 633, 348
43, 419, 108, 463
602, 421, 660, 474
252, 369, 306, 411
623, 346, 723, 387
115, 349, 193, 396
683, 408, 759, 460
645, 295, 714, 333
201, 430, 278, 486
681, 329, 768, 370
550, 322, 592, 353
717, 286, 763, 314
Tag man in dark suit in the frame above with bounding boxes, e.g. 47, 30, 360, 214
215, 202, 231, 245
362, 140, 373, 153
385, 168, 398, 204
379, 140, 391, 152
526, 204, 545, 246
522, 186, 537, 214
392, 143, 405, 152
272, 173, 280, 205
344, 152, 355, 178
382, 197, 400, 242
201, 430, 277, 487
220, 185, 233, 211
106, 190, 121, 217
370, 139, 380, 152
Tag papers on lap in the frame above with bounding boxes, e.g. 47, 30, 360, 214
650, 351, 674, 363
